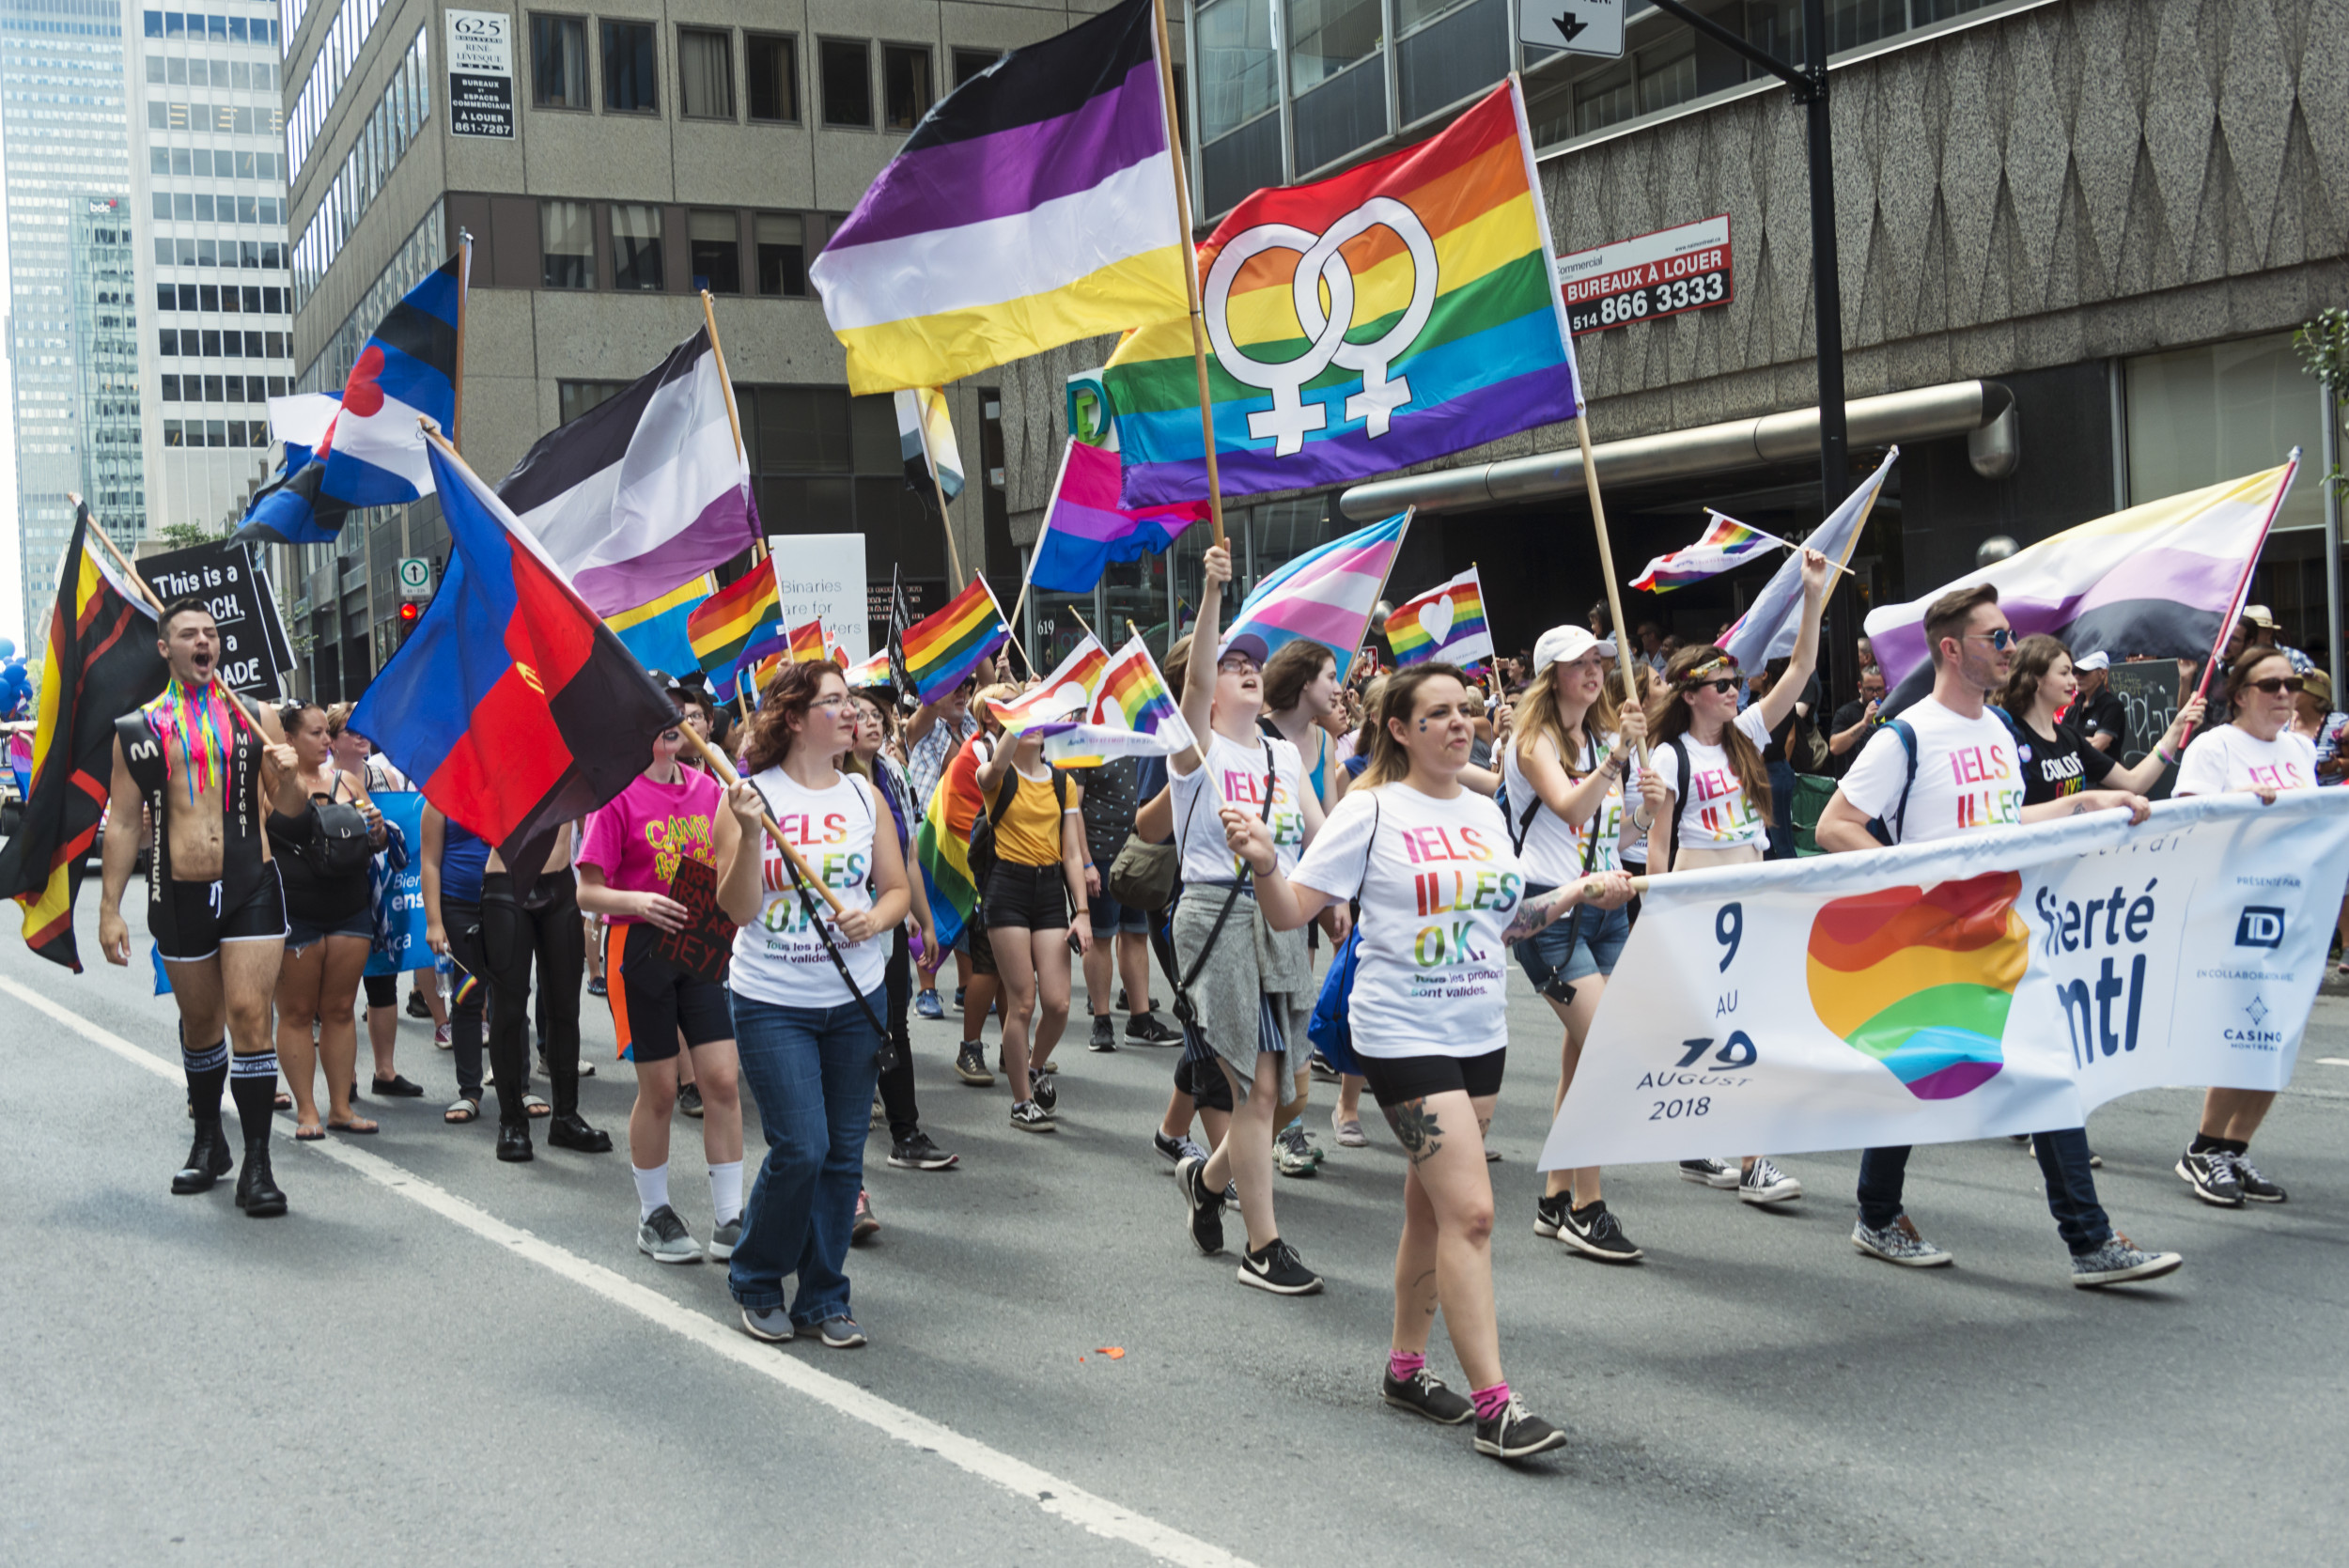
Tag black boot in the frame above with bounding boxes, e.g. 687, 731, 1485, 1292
495, 1121, 535, 1163
235, 1141, 288, 1217
545, 1111, 611, 1153
171, 1118, 234, 1194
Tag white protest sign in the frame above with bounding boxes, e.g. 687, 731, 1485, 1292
768, 534, 868, 663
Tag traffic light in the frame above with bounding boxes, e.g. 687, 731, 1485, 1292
396, 599, 422, 645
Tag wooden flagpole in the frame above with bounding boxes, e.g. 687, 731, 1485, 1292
452, 231, 472, 449
700, 288, 745, 461
908, 390, 968, 591
676, 723, 846, 917
977, 569, 1035, 679
1148, 0, 1225, 553
1575, 417, 1649, 767
75, 495, 270, 737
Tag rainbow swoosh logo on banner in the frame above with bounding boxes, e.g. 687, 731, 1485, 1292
1805, 872, 2027, 1100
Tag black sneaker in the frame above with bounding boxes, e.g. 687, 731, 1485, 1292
887, 1131, 958, 1170
677, 1083, 705, 1120
1176, 1154, 1224, 1256
1155, 1129, 1207, 1168
1532, 1190, 1571, 1238
405, 988, 432, 1019
1088, 1015, 1117, 1051
1029, 1068, 1058, 1113
1474, 1394, 1568, 1461
2175, 1148, 2244, 1207
1116, 989, 1160, 1013
1557, 1200, 1643, 1263
1308, 1050, 1343, 1083
1009, 1100, 1057, 1134
1237, 1237, 1323, 1295
954, 1044, 994, 1085
1125, 1014, 1179, 1045
2228, 1150, 2287, 1203
1381, 1366, 1472, 1424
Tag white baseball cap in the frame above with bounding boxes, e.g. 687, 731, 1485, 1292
2074, 650, 2111, 673
1532, 625, 1616, 671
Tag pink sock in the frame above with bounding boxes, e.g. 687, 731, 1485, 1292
1470, 1380, 1512, 1422
1388, 1350, 1425, 1383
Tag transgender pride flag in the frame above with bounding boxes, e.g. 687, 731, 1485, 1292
1029, 440, 1209, 595
1223, 511, 1411, 681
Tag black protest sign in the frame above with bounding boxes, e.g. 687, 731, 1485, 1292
139, 541, 286, 698
651, 855, 739, 985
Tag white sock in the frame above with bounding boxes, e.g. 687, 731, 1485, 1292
632, 1162, 669, 1222
708, 1160, 743, 1226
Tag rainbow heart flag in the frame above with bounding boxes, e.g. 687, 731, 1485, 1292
902, 576, 1010, 702
1631, 512, 1784, 593
1040, 635, 1196, 767
988, 636, 1108, 734
1385, 566, 1491, 666
1103, 79, 1581, 508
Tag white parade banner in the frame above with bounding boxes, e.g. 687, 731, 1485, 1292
1540, 792, 2349, 1172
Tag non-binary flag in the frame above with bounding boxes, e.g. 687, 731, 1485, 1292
350, 438, 677, 882
894, 387, 965, 505
1631, 513, 1783, 593
1865, 458, 2301, 711
1384, 567, 1492, 667
901, 576, 1010, 703
808, 0, 1190, 395
497, 327, 762, 615
1223, 512, 1410, 681
0, 505, 169, 969
687, 563, 782, 675
1721, 449, 1898, 675
987, 636, 1108, 735
1028, 439, 1210, 596
606, 574, 712, 677
1105, 80, 1580, 508
1039, 635, 1196, 768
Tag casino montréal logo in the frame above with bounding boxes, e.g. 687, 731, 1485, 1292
1806, 871, 2028, 1100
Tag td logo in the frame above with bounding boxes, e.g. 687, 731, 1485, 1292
2234, 907, 2286, 950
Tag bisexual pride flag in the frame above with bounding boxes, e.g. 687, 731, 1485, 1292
1028, 439, 1209, 595
809, 0, 1189, 394
1105, 80, 1581, 508
1631, 513, 1784, 593
1041, 636, 1196, 768
1223, 512, 1411, 682
1385, 567, 1492, 666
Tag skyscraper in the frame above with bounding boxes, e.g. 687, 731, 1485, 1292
3, 0, 138, 644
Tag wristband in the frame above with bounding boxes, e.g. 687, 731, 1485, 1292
2156, 747, 2179, 766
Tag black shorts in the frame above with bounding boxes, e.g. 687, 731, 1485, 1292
156, 863, 288, 964
1357, 1048, 1506, 1110
606, 922, 733, 1063
983, 861, 1068, 930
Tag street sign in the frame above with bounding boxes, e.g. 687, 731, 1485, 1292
1519, 0, 1624, 60
1555, 213, 1734, 335
396, 556, 435, 601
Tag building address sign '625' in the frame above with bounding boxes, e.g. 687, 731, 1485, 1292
445, 9, 515, 139
1554, 214, 1733, 335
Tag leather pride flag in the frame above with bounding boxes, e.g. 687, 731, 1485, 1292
352, 436, 678, 886
0, 503, 169, 970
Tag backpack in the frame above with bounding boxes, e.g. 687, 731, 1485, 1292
1305, 793, 1380, 1076
303, 779, 376, 879
967, 749, 1066, 888
1864, 705, 2026, 844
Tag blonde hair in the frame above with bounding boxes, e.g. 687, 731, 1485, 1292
1514, 650, 1621, 780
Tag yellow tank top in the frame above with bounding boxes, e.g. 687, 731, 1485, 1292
993, 768, 1064, 866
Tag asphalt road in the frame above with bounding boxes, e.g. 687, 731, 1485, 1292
6, 900, 2346, 1567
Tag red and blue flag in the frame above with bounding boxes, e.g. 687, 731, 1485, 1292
351, 434, 677, 882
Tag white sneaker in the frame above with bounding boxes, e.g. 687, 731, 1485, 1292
1851, 1214, 1952, 1267
1738, 1157, 1802, 1205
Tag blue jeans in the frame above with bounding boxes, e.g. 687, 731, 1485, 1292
1857, 1128, 2110, 1255
727, 986, 883, 1321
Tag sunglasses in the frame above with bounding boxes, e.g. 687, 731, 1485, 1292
2248, 676, 2306, 695
1962, 628, 2015, 650
1686, 676, 1740, 696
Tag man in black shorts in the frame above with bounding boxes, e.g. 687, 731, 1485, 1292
98, 600, 303, 1216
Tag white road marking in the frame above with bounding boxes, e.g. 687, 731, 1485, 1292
3, 973, 1255, 1568
2318, 1057, 2349, 1067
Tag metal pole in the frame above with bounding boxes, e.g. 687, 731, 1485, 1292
2324, 373, 2342, 683
1801, 0, 1855, 703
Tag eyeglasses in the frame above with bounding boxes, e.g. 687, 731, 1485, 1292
2248, 676, 2306, 695
1217, 658, 1259, 675
809, 694, 853, 712
1963, 628, 2015, 650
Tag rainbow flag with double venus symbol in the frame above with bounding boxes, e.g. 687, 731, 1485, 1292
1631, 512, 1783, 593
1040, 635, 1196, 768
1385, 566, 1492, 666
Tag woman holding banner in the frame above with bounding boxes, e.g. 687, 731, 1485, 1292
1225, 662, 1631, 1460
2171, 647, 2317, 1207
2001, 637, 2202, 803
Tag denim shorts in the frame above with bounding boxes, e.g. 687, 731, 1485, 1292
1089, 887, 1151, 938
1513, 884, 1632, 986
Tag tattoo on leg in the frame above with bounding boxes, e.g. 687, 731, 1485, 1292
1387, 1098, 1442, 1164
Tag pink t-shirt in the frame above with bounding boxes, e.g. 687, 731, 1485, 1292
578, 768, 724, 922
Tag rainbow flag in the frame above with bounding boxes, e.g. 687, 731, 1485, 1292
1385, 567, 1492, 666
912, 735, 988, 948
1631, 512, 1783, 593
687, 563, 780, 673
606, 574, 713, 675
1104, 79, 1581, 508
843, 649, 893, 689
902, 576, 1010, 702
1041, 635, 1196, 767
988, 636, 1108, 734
787, 617, 828, 664
1223, 511, 1410, 681
808, 0, 1189, 394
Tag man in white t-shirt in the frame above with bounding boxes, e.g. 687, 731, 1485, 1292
1817, 583, 2183, 1288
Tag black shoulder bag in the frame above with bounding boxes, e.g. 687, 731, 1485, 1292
1169, 741, 1277, 1032
757, 777, 900, 1073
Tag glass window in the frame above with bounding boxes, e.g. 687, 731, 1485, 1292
746, 33, 797, 121
612, 203, 663, 290
1639, 45, 1699, 116
201, 330, 222, 355
1287, 0, 1380, 94
601, 20, 657, 112
541, 198, 593, 288
164, 420, 183, 447
1198, 0, 1278, 143
881, 44, 932, 131
953, 48, 1000, 87
1574, 64, 1634, 135
2127, 334, 2323, 535
754, 213, 804, 296
678, 27, 734, 118
689, 210, 740, 294
559, 380, 631, 423
820, 39, 870, 127
162, 374, 180, 401
532, 14, 589, 108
